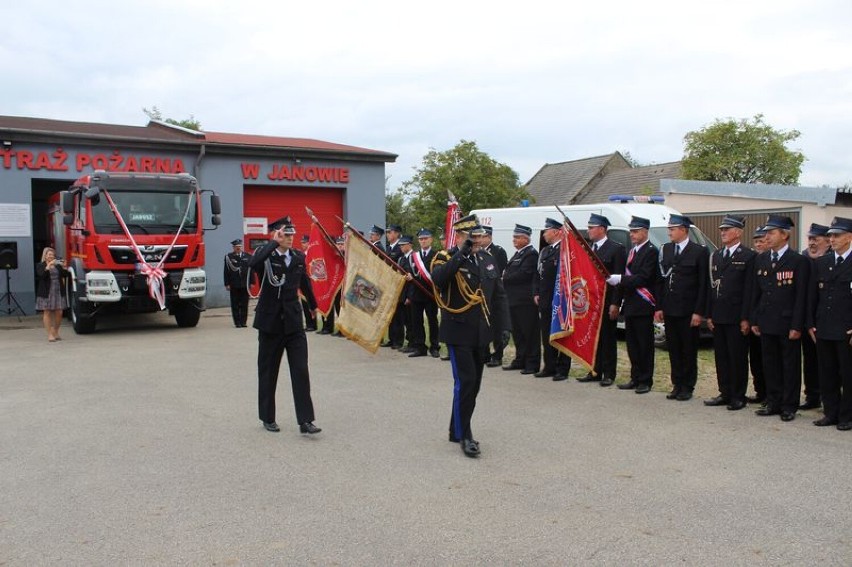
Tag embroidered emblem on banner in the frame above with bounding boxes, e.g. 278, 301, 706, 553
571, 277, 590, 318
309, 258, 328, 281
345, 273, 382, 315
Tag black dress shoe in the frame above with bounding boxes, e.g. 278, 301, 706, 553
318, 329, 331, 335
676, 392, 693, 401
380, 341, 393, 347
461, 439, 480, 457
813, 417, 838, 426
503, 362, 523, 371
666, 388, 680, 400
263, 422, 280, 432
600, 378, 613, 387
520, 369, 537, 375
430, 349, 441, 358
837, 422, 852, 431
305, 326, 317, 332
635, 384, 651, 394
299, 422, 322, 434
746, 395, 766, 404
552, 374, 568, 382
576, 373, 601, 383
755, 407, 780, 416
727, 400, 747, 411
704, 396, 729, 407
618, 381, 637, 390
798, 400, 821, 410
408, 350, 427, 358
486, 359, 502, 368
780, 411, 796, 422
534, 370, 556, 378
400, 346, 415, 353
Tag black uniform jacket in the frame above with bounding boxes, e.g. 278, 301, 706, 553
593, 239, 626, 309
751, 248, 810, 335
620, 241, 659, 317
502, 245, 539, 307
533, 241, 560, 309
386, 241, 403, 263
808, 252, 852, 341
484, 243, 509, 275
431, 247, 510, 347
249, 241, 317, 334
707, 245, 756, 325
657, 240, 709, 317
407, 248, 437, 303
223, 251, 250, 289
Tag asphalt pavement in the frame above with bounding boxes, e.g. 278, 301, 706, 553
1, 308, 850, 565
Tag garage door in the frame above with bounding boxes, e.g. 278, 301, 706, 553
243, 184, 345, 251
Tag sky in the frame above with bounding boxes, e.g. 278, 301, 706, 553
3, 0, 851, 190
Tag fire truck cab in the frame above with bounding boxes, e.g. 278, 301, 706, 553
50, 170, 221, 333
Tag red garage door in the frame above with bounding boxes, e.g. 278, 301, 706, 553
243, 184, 345, 251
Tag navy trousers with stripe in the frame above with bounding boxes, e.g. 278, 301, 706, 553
448, 344, 487, 441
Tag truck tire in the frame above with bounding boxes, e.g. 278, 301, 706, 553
71, 295, 97, 334
174, 304, 201, 328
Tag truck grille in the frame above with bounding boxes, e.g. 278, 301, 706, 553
108, 245, 188, 265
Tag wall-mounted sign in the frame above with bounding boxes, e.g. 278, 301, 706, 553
0, 203, 31, 237
244, 217, 268, 235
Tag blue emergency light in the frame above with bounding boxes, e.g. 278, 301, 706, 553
608, 195, 665, 204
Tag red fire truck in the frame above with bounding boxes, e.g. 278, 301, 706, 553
49, 170, 221, 333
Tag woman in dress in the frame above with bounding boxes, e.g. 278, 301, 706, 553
35, 247, 68, 342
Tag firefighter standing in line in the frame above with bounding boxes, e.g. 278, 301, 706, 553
224, 238, 250, 328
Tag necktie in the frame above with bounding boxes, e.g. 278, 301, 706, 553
838, 255, 844, 267
724, 248, 730, 260
771, 251, 778, 267
284, 252, 291, 267
674, 245, 680, 259
593, 243, 599, 252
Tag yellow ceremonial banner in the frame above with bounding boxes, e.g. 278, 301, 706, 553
337, 232, 406, 354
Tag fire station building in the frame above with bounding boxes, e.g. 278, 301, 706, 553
0, 115, 396, 314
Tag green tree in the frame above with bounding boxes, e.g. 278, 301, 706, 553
397, 140, 527, 234
681, 114, 804, 184
143, 106, 202, 131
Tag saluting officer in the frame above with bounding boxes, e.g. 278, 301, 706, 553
431, 215, 510, 458
480, 225, 509, 367
705, 215, 756, 411
606, 216, 659, 394
224, 238, 251, 328
751, 214, 810, 422
501, 224, 541, 375
249, 216, 321, 435
807, 217, 852, 431
577, 214, 626, 387
533, 217, 572, 381
655, 214, 709, 402
800, 223, 831, 411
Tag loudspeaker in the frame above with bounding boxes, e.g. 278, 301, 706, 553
0, 242, 18, 270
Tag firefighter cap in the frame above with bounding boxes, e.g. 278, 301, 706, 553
268, 216, 296, 234
230, 239, 243, 246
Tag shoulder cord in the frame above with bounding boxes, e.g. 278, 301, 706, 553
430, 253, 490, 326
225, 254, 243, 272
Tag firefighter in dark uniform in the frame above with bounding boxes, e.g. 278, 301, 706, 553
655, 214, 709, 402
299, 235, 317, 331
368, 225, 386, 253
800, 223, 831, 410
406, 228, 440, 358
751, 214, 810, 422
533, 217, 572, 381
501, 224, 541, 375
224, 238, 250, 327
431, 214, 510, 458
808, 217, 852, 430
606, 216, 659, 394
480, 225, 509, 367
396, 235, 416, 352
249, 216, 321, 435
705, 215, 756, 411
577, 214, 626, 387
383, 224, 406, 348
746, 226, 769, 405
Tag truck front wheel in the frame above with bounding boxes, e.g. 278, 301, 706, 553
71, 295, 97, 334
174, 304, 201, 328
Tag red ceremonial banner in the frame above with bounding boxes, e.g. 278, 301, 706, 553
549, 223, 608, 371
305, 223, 345, 316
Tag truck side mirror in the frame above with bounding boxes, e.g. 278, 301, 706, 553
209, 194, 221, 216
211, 214, 221, 226
84, 186, 100, 206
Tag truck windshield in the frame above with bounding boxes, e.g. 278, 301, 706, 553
92, 191, 198, 234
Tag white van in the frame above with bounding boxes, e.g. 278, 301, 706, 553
471, 196, 717, 347
471, 195, 716, 255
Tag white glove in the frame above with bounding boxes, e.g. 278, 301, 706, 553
606, 274, 622, 286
